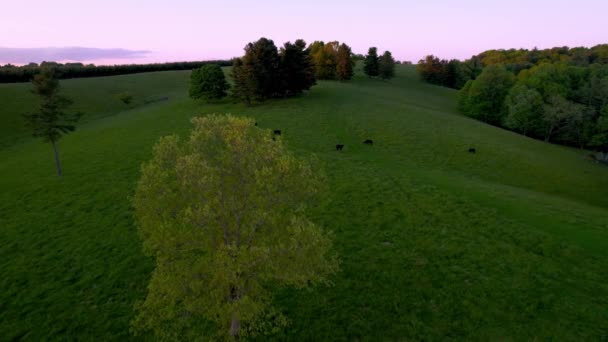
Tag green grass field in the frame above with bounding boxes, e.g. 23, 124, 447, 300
1, 65, 608, 340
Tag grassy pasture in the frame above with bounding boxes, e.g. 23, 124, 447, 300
1, 65, 607, 340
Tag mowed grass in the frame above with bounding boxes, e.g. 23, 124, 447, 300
1, 65, 608, 340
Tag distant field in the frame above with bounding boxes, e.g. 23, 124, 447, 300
1, 65, 607, 340
0, 70, 191, 148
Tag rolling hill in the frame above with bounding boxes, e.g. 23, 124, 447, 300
1, 65, 607, 340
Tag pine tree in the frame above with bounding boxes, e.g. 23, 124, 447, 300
378, 50, 396, 80
243, 37, 281, 100
363, 47, 380, 77
336, 43, 355, 81
231, 58, 254, 105
279, 39, 316, 96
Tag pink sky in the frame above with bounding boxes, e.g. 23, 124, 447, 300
1, 0, 607, 65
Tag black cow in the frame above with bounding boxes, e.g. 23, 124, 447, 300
274, 130, 281, 135
468, 148, 476, 153
363, 139, 373, 145
254, 122, 258, 126
336, 144, 344, 151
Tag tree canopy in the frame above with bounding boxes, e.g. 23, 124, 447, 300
458, 65, 516, 126
132, 115, 339, 340
232, 38, 317, 104
363, 47, 379, 77
279, 39, 316, 95
378, 51, 396, 80
189, 64, 229, 101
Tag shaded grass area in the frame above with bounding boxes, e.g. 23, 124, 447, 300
1, 66, 607, 340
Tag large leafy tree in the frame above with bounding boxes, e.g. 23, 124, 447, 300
542, 95, 590, 144
459, 64, 516, 126
363, 47, 379, 77
189, 64, 229, 101
132, 115, 339, 340
278, 39, 316, 96
378, 50, 396, 80
504, 84, 544, 136
310, 41, 339, 80
23, 68, 81, 176
416, 55, 446, 85
335, 43, 354, 81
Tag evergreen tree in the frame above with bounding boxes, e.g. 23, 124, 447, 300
189, 64, 229, 101
23, 68, 81, 176
132, 115, 339, 340
230, 58, 254, 105
363, 47, 380, 77
336, 43, 355, 81
242, 37, 281, 101
279, 39, 316, 96
378, 50, 396, 80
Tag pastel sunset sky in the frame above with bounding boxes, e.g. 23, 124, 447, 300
2, 0, 607, 65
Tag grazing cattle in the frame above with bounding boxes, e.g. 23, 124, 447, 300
336, 144, 344, 151
363, 139, 373, 145
468, 148, 476, 153
273, 130, 281, 135
254, 122, 258, 126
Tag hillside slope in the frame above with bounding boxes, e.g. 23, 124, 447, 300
1, 66, 607, 340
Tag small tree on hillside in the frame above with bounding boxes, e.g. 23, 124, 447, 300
336, 43, 355, 81
131, 115, 339, 340
363, 47, 379, 77
117, 92, 133, 105
189, 64, 229, 101
378, 50, 396, 80
23, 68, 81, 176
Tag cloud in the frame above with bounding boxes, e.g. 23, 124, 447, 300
0, 47, 151, 64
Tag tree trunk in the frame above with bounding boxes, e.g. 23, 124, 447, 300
229, 313, 240, 339
52, 140, 62, 176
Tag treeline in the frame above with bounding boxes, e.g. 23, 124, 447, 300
191, 37, 379, 105
417, 45, 608, 89
458, 63, 608, 151
0, 60, 232, 83
416, 56, 475, 89
415, 45, 608, 152
230, 38, 318, 104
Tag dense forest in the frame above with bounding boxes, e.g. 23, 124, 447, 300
0, 60, 232, 83
417, 45, 608, 153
